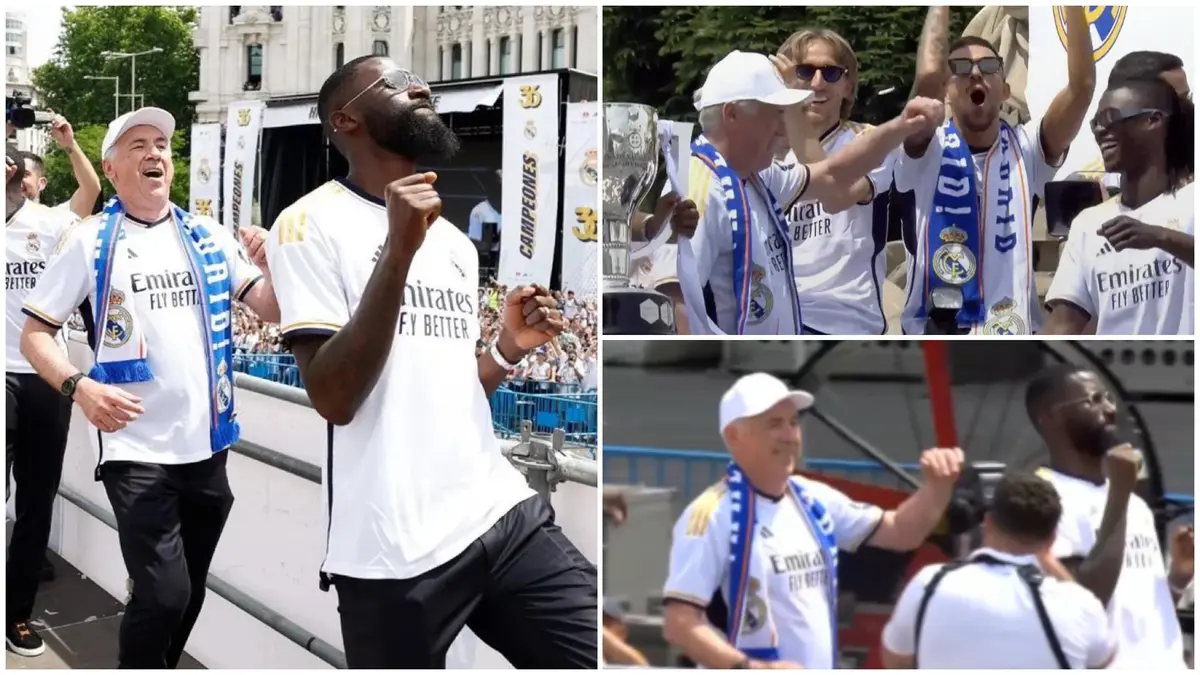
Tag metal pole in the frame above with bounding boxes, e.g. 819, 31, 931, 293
114, 77, 120, 118
130, 55, 137, 108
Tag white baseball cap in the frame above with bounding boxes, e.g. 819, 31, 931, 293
101, 107, 176, 160
719, 372, 815, 434
696, 50, 814, 111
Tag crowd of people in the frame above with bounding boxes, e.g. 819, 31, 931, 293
630, 6, 1194, 336
232, 278, 599, 392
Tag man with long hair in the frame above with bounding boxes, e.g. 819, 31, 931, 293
1043, 77, 1194, 335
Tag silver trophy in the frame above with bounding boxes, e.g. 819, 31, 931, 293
601, 103, 677, 334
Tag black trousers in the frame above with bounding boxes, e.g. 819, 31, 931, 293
5, 372, 72, 624
334, 495, 597, 669
101, 452, 234, 669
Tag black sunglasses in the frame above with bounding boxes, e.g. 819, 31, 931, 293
341, 68, 428, 110
1090, 107, 1164, 133
948, 56, 1004, 77
795, 64, 848, 84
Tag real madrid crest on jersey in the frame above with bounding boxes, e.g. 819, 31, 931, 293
580, 148, 597, 186
216, 359, 233, 413
741, 577, 768, 634
198, 158, 212, 185
931, 226, 977, 285
981, 296, 1026, 335
25, 232, 40, 255
104, 289, 133, 348
747, 263, 773, 325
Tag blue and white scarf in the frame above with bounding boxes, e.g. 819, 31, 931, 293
918, 119, 1032, 332
679, 136, 802, 334
726, 463, 839, 663
91, 197, 239, 452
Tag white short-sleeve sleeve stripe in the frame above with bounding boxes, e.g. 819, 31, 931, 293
266, 207, 351, 340
22, 223, 94, 328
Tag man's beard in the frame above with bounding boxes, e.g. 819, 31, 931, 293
365, 101, 461, 162
1068, 420, 1124, 458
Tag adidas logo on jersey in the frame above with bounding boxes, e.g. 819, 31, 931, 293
371, 244, 383, 264
1097, 241, 1115, 257
127, 248, 138, 259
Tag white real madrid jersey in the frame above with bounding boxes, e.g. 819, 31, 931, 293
22, 212, 262, 466
784, 122, 898, 335
684, 155, 807, 335
265, 179, 533, 580
1046, 184, 1194, 335
893, 120, 1061, 335
6, 201, 76, 373
663, 478, 884, 668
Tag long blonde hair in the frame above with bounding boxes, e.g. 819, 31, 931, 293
779, 28, 860, 121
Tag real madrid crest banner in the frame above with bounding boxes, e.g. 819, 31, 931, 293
222, 101, 266, 233
1027, 5, 1193, 179
189, 123, 222, 220
560, 102, 598, 299
498, 74, 561, 289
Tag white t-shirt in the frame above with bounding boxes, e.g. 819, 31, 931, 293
265, 179, 533, 581
6, 201, 76, 373
467, 199, 501, 250
1040, 469, 1187, 669
785, 122, 899, 335
894, 121, 1062, 335
881, 547, 1117, 668
685, 156, 809, 334
663, 476, 883, 668
1045, 184, 1194, 335
23, 211, 262, 465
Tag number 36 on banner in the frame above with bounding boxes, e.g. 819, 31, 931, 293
573, 206, 597, 241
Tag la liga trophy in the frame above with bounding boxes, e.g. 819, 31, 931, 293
601, 103, 677, 335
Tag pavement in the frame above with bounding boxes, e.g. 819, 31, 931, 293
5, 521, 203, 670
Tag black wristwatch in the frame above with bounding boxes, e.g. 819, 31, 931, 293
61, 372, 85, 399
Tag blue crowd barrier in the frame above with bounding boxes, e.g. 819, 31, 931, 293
234, 352, 597, 452
604, 445, 1196, 507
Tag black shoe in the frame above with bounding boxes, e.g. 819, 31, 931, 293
5, 621, 46, 657
39, 557, 55, 583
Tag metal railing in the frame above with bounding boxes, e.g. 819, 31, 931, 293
232, 355, 599, 451
57, 372, 598, 668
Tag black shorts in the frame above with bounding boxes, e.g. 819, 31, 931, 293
333, 495, 597, 669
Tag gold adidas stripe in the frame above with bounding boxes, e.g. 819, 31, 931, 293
684, 481, 728, 537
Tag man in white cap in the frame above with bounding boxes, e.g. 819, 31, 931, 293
674, 50, 945, 335
662, 372, 964, 668
19, 107, 279, 667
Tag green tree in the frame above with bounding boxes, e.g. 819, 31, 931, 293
604, 6, 978, 124
39, 125, 191, 210
32, 6, 199, 132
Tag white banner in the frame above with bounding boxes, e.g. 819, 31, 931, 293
1028, 6, 1195, 179
498, 74, 561, 289
222, 100, 265, 233
189, 123, 222, 219
560, 102, 598, 299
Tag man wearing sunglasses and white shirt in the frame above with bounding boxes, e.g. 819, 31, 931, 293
895, 6, 1095, 335
267, 56, 596, 668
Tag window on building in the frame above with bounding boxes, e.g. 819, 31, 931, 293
246, 44, 263, 90
571, 25, 578, 68
451, 43, 463, 80
229, 7, 241, 23
335, 42, 345, 69
373, 40, 389, 57
484, 40, 491, 76
536, 32, 544, 71
551, 28, 566, 69
7, 46, 15, 56
269, 6, 283, 21
499, 36, 513, 75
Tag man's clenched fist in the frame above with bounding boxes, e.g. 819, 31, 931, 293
385, 172, 442, 255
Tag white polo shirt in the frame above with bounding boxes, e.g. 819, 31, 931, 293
881, 547, 1117, 668
6, 200, 77, 373
684, 155, 809, 335
265, 179, 533, 581
663, 476, 883, 668
23, 210, 262, 465
784, 121, 899, 335
1045, 183, 1194, 335
1040, 469, 1188, 669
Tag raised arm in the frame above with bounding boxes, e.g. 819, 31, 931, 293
804, 97, 943, 208
905, 7, 953, 158
1039, 6, 1097, 162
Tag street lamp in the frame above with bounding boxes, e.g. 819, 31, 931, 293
101, 47, 164, 111
83, 75, 120, 119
